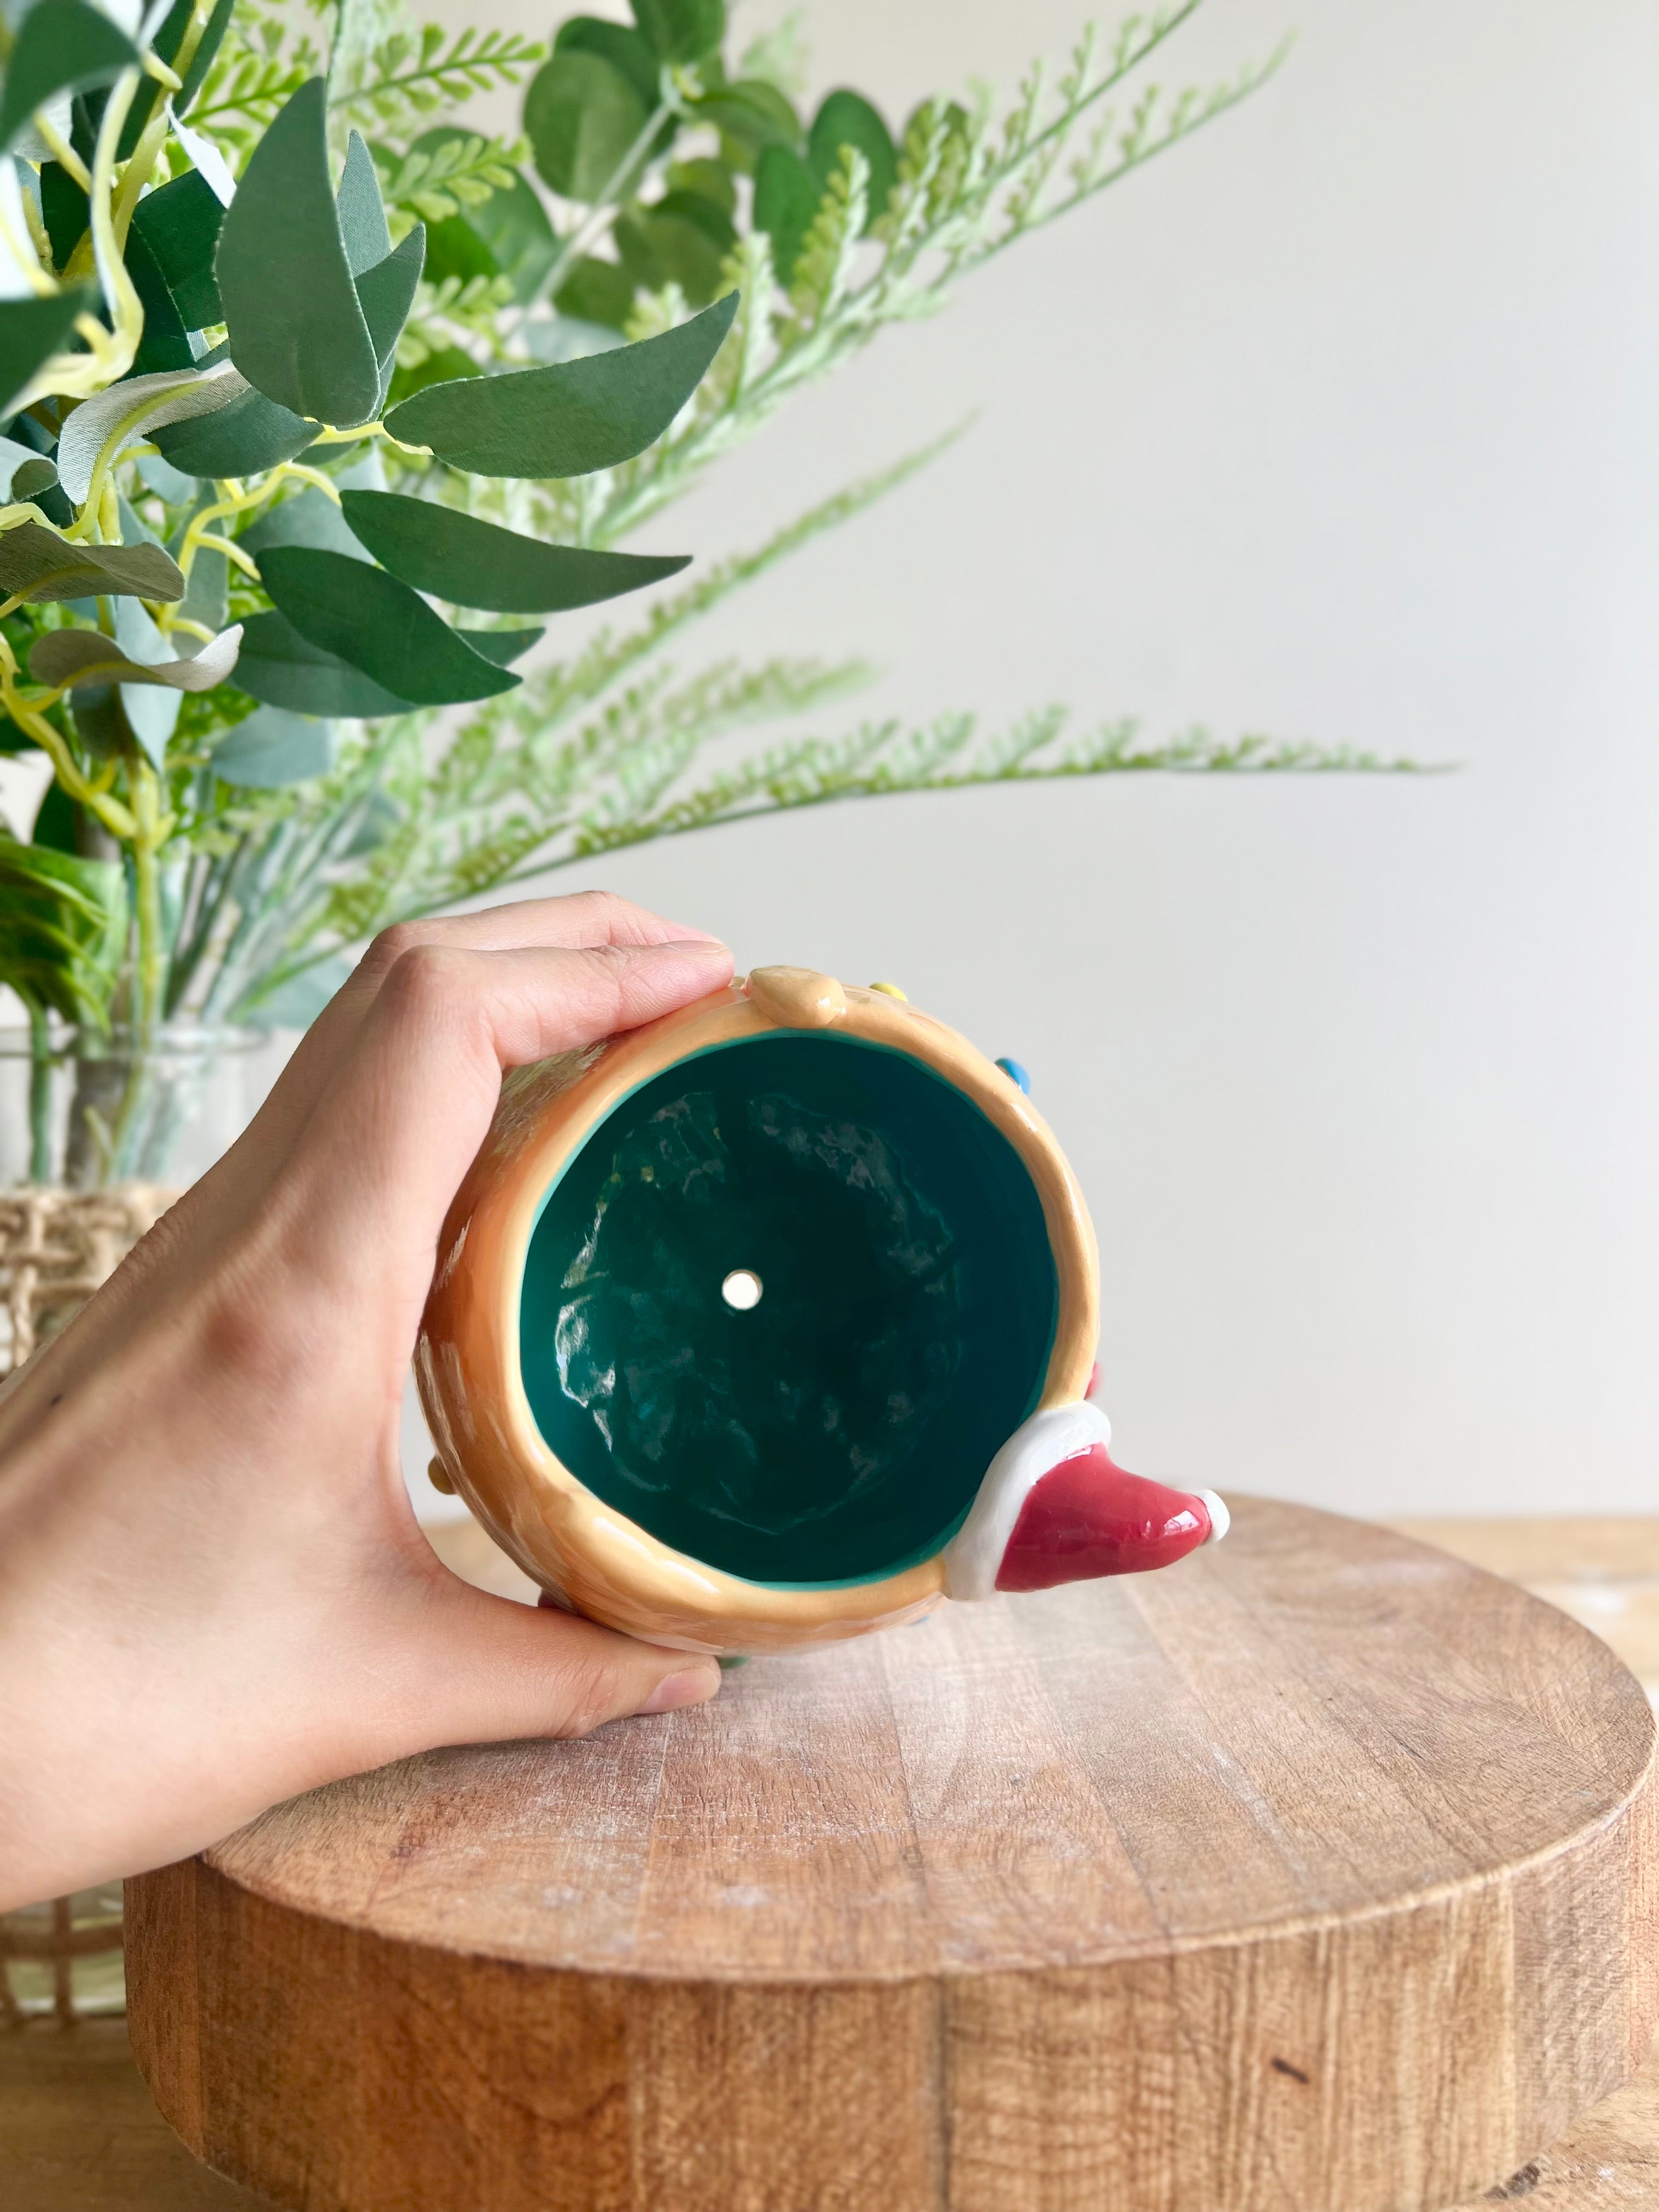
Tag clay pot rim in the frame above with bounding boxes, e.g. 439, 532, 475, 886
417, 974, 1098, 1654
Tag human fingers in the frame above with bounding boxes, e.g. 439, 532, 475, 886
269, 935, 733, 1306
305, 891, 720, 1088
365, 1578, 720, 1767
222, 891, 723, 1186
69, 898, 726, 1346
2, 926, 730, 1433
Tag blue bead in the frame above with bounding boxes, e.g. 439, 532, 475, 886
995, 1057, 1031, 1095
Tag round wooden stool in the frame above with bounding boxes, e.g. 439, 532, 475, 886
126, 1500, 1658, 2212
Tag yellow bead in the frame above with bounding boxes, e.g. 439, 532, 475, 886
868, 980, 907, 1001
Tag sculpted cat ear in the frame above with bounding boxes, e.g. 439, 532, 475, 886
941, 1400, 1226, 1602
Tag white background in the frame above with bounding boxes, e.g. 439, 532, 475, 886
405, 0, 1658, 1518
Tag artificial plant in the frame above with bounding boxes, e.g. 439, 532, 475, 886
0, 0, 1389, 1184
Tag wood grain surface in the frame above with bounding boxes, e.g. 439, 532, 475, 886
124, 1498, 1659, 2212
0, 2018, 269, 2210
1393, 1519, 1659, 1702
12, 2018, 1658, 2212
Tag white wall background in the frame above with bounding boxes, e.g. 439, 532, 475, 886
409, 0, 1659, 1518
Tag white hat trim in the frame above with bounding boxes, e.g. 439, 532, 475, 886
941, 1400, 1113, 1604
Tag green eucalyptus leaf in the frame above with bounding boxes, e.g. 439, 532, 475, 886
383, 290, 737, 478
668, 157, 736, 216
116, 492, 162, 550
243, 485, 371, 564
0, 521, 184, 604
233, 610, 410, 718
613, 213, 709, 305
114, 600, 180, 766
119, 1, 184, 156
176, 542, 228, 633
336, 129, 392, 276
40, 161, 88, 269
630, 0, 724, 64
0, 437, 49, 500
338, 489, 690, 612
695, 79, 800, 173
0, 289, 92, 416
11, 456, 57, 502
0, 0, 139, 158
29, 623, 241, 692
552, 255, 633, 329
618, 187, 735, 306
176, 0, 235, 114
130, 170, 225, 328
258, 545, 520, 706
67, 90, 97, 167
211, 705, 335, 787
336, 445, 387, 493
136, 448, 196, 503
31, 778, 77, 855
753, 144, 819, 283
215, 77, 381, 427
526, 49, 648, 202
554, 17, 659, 110
356, 225, 425, 407
458, 626, 543, 666
116, 0, 233, 147
116, 0, 195, 160
0, 833, 127, 1028
69, 682, 134, 760
420, 212, 494, 288
809, 89, 896, 229
153, 384, 314, 477
125, 221, 195, 374
30, 486, 73, 531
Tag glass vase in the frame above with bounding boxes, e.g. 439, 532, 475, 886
0, 1020, 266, 1193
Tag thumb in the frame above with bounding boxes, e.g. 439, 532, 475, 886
380, 1578, 723, 1753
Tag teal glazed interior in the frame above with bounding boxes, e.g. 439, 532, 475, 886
518, 1032, 1059, 1587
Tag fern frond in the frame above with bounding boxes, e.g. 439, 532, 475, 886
788, 149, 868, 327
563, 711, 1417, 859
546, 3, 1283, 540
395, 274, 516, 371
330, 26, 546, 136
375, 133, 528, 229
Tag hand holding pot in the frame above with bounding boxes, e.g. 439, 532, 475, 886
0, 894, 732, 1912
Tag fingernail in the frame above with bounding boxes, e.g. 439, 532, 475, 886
640, 1663, 721, 1715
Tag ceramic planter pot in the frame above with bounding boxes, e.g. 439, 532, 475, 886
417, 967, 1227, 1654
